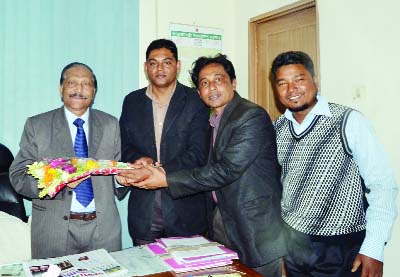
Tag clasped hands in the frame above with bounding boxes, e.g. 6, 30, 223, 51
115, 157, 168, 189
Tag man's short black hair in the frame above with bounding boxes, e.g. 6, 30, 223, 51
271, 51, 315, 81
146, 39, 178, 61
190, 53, 236, 89
60, 62, 97, 92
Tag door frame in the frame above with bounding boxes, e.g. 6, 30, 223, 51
248, 0, 318, 103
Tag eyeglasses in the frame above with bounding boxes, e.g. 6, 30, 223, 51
199, 75, 227, 89
64, 80, 94, 89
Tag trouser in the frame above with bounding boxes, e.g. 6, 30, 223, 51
134, 191, 165, 246
212, 206, 232, 248
213, 206, 282, 277
285, 225, 365, 277
253, 257, 282, 277
66, 216, 98, 255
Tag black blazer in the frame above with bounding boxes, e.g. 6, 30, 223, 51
119, 82, 210, 240
167, 92, 287, 267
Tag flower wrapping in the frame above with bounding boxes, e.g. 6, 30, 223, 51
27, 157, 129, 198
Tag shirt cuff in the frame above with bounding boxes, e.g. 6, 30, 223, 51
358, 236, 385, 262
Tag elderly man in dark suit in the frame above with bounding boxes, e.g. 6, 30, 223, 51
116, 39, 209, 245
118, 54, 287, 277
10, 62, 122, 258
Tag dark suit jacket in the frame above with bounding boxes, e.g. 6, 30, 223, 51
166, 92, 287, 267
10, 107, 122, 258
119, 82, 210, 240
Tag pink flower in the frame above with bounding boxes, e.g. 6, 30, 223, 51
49, 158, 67, 168
62, 164, 77, 174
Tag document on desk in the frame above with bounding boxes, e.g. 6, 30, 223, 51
160, 236, 211, 248
110, 247, 170, 276
0, 263, 29, 277
145, 236, 239, 273
171, 245, 231, 263
23, 249, 128, 277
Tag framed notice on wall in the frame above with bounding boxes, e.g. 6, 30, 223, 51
170, 23, 223, 86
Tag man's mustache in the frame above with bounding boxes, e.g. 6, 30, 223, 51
69, 92, 89, 99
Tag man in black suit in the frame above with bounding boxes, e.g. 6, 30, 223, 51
117, 39, 210, 245
119, 54, 286, 277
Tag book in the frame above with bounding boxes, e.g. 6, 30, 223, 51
146, 236, 239, 273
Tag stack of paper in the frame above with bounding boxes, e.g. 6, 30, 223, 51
110, 246, 170, 276
147, 236, 238, 273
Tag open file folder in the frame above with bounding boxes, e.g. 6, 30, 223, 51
146, 236, 239, 273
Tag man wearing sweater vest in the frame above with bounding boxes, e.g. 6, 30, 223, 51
272, 51, 397, 277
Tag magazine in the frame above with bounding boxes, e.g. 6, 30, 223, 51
23, 249, 128, 277
0, 263, 29, 277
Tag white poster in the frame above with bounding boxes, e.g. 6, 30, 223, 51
170, 23, 223, 86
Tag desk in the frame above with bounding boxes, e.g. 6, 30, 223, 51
1, 249, 263, 277
139, 260, 263, 277
111, 245, 262, 277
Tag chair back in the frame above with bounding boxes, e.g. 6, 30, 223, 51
0, 143, 28, 222
0, 142, 14, 172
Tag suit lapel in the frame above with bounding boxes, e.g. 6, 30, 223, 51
142, 95, 156, 144
54, 107, 75, 157
213, 92, 241, 149
162, 83, 186, 139
88, 109, 103, 158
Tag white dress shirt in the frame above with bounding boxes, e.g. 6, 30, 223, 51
64, 107, 96, 212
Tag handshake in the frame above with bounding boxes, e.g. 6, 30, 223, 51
115, 157, 168, 190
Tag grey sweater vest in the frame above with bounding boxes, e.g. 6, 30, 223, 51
275, 103, 366, 236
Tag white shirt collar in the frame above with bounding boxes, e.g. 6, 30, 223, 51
283, 94, 332, 124
64, 106, 90, 125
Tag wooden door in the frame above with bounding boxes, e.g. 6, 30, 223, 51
249, 0, 318, 121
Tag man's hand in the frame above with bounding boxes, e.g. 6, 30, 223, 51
352, 253, 383, 277
133, 157, 154, 167
115, 175, 132, 186
116, 167, 152, 186
132, 165, 167, 189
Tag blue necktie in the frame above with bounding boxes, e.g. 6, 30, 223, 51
73, 118, 94, 207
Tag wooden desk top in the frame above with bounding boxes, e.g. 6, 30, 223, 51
139, 260, 263, 277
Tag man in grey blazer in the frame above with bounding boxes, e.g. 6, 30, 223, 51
10, 62, 122, 259
118, 54, 287, 277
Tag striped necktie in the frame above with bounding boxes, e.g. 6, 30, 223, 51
73, 118, 94, 207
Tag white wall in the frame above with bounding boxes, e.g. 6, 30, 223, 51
235, 0, 400, 275
318, 1, 400, 276
0, 0, 139, 251
138, 0, 235, 88
139, 0, 399, 275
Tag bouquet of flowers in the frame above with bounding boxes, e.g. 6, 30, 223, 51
27, 157, 130, 198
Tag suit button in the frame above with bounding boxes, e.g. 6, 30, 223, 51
63, 216, 68, 220
68, 191, 73, 195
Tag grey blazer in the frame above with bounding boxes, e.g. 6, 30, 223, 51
167, 93, 287, 267
10, 107, 122, 259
